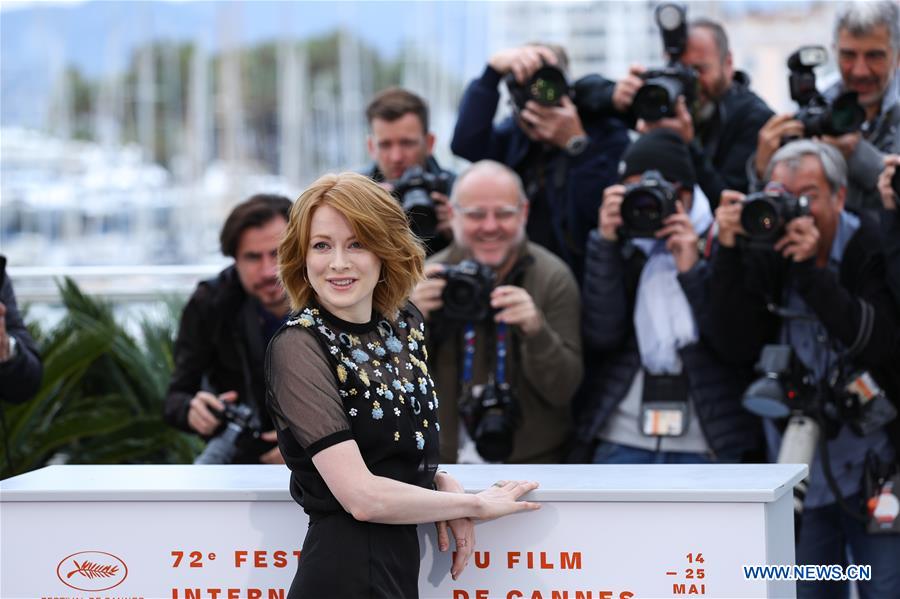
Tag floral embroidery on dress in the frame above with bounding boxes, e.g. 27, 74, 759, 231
349, 408, 358, 417
415, 431, 425, 450
351, 348, 370, 363
318, 325, 336, 342
336, 364, 347, 383
372, 401, 383, 419
385, 335, 403, 353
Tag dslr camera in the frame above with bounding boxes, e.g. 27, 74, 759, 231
459, 378, 520, 462
739, 183, 810, 248
439, 259, 495, 322
393, 165, 452, 241
504, 61, 570, 113
632, 3, 699, 122
619, 170, 679, 238
788, 45, 866, 138
193, 401, 261, 465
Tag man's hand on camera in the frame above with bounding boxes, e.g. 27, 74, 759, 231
187, 390, 236, 436
259, 430, 285, 464
755, 114, 804, 178
518, 96, 586, 150
658, 201, 700, 273
774, 216, 819, 263
432, 192, 453, 240
488, 45, 558, 84
878, 154, 900, 210
637, 96, 694, 144
491, 286, 542, 337
820, 131, 861, 161
410, 263, 447, 320
599, 185, 625, 242
613, 64, 646, 113
715, 190, 746, 248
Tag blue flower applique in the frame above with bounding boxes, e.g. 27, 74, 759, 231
407, 338, 419, 351
385, 336, 404, 353
392, 380, 403, 391
351, 348, 369, 363
372, 401, 383, 420
415, 431, 425, 450
398, 320, 408, 329
418, 377, 428, 395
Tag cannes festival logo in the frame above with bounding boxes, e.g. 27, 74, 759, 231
56, 551, 128, 592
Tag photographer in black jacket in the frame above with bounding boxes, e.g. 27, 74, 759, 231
164, 195, 292, 464
451, 43, 629, 282
0, 256, 42, 404
609, 16, 773, 207
709, 140, 899, 598
363, 87, 455, 255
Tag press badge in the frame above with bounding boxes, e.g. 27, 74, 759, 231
640, 372, 690, 437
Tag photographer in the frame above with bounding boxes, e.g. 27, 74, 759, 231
751, 1, 899, 215
575, 129, 760, 465
450, 43, 629, 282
608, 14, 773, 206
410, 160, 582, 464
710, 140, 899, 597
0, 255, 42, 404
164, 195, 291, 464
363, 87, 455, 255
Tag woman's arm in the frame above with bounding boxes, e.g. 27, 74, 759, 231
312, 440, 539, 525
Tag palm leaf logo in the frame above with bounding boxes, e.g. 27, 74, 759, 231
67, 560, 120, 580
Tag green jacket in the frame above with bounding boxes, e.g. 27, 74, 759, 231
427, 241, 583, 463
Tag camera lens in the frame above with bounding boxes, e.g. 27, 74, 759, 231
475, 410, 515, 462
741, 197, 780, 238
528, 66, 568, 106
621, 189, 665, 236
828, 92, 866, 136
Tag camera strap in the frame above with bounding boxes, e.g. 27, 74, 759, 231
460, 322, 508, 387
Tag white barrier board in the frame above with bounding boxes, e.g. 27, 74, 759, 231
0, 464, 805, 599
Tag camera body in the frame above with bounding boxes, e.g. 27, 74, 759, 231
504, 63, 570, 112
439, 259, 495, 322
787, 45, 866, 138
459, 379, 520, 462
393, 165, 452, 241
619, 170, 679, 238
194, 401, 260, 465
740, 185, 810, 248
632, 3, 699, 122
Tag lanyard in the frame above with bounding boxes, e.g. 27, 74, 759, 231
460, 322, 508, 386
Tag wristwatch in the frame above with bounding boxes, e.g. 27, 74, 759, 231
565, 134, 589, 157
0, 335, 17, 363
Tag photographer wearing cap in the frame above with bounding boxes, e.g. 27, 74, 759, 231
609, 13, 772, 208
450, 43, 629, 282
410, 160, 582, 464
575, 129, 760, 465
164, 195, 292, 464
751, 1, 899, 216
363, 88, 455, 256
0, 255, 42, 404
710, 140, 900, 597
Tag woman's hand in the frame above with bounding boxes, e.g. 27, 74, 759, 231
434, 472, 476, 580
475, 480, 541, 521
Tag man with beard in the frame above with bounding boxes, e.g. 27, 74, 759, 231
410, 160, 582, 464
610, 18, 773, 207
751, 1, 899, 215
164, 194, 291, 464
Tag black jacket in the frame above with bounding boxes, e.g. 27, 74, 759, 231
576, 231, 761, 458
451, 66, 630, 282
164, 266, 276, 463
362, 155, 455, 256
0, 257, 42, 404
708, 217, 900, 454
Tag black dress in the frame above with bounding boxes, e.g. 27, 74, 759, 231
266, 302, 440, 599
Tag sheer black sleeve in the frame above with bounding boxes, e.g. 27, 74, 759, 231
266, 326, 352, 456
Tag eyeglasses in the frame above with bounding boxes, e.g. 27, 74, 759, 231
454, 205, 523, 223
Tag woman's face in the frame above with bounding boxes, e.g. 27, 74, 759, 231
306, 204, 382, 323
